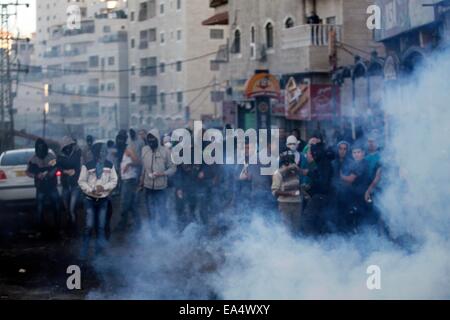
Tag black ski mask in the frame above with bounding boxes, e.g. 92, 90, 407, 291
63, 144, 74, 156
147, 133, 159, 151
92, 143, 107, 163
310, 143, 326, 163
86, 135, 94, 147
35, 139, 49, 160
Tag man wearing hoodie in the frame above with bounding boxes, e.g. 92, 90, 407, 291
140, 129, 176, 229
57, 136, 82, 235
81, 135, 95, 165
26, 139, 61, 233
302, 143, 333, 235
78, 143, 118, 258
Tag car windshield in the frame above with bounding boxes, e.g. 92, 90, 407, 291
1, 151, 35, 166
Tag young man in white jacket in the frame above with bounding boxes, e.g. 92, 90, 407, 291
78, 143, 118, 259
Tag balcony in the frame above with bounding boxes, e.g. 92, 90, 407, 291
280, 24, 342, 72
86, 86, 99, 95
63, 21, 95, 37
282, 24, 342, 49
99, 31, 127, 43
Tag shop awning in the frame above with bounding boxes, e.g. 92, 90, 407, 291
202, 11, 229, 26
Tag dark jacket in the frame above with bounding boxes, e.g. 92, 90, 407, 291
307, 160, 333, 196
57, 137, 82, 188
308, 144, 333, 196
26, 139, 58, 191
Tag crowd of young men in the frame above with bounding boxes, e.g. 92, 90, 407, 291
26, 126, 384, 259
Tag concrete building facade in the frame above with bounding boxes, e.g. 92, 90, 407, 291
32, 0, 129, 140
127, 0, 227, 131
213, 0, 379, 139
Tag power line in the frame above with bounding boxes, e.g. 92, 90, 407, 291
12, 50, 219, 74
18, 81, 219, 100
337, 41, 374, 58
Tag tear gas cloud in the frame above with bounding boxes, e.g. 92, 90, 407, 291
89, 49, 450, 300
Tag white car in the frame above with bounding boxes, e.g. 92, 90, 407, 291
0, 148, 61, 202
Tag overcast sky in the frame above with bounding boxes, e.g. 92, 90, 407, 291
8, 0, 36, 37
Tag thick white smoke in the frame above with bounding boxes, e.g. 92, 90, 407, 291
89, 49, 450, 300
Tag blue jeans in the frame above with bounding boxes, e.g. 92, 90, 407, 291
145, 189, 168, 229
118, 178, 141, 227
81, 197, 108, 257
62, 185, 80, 224
36, 187, 61, 229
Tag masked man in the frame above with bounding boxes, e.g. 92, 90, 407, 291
26, 139, 61, 234
140, 129, 176, 229
78, 143, 118, 259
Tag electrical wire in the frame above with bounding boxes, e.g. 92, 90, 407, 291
11, 50, 219, 73
18, 81, 219, 100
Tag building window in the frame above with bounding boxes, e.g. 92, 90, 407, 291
233, 29, 241, 53
103, 26, 111, 33
148, 0, 156, 18
89, 56, 99, 67
139, 28, 157, 48
130, 11, 135, 21
160, 92, 166, 110
285, 17, 294, 29
131, 65, 136, 75
326, 16, 336, 25
265, 22, 274, 49
149, 28, 157, 42
140, 85, 157, 107
177, 0, 181, 10
131, 92, 136, 103
160, 3, 164, 15
251, 26, 255, 43
176, 61, 182, 72
177, 92, 183, 110
108, 57, 115, 66
160, 32, 165, 44
177, 30, 182, 41
210, 29, 224, 39
160, 62, 165, 73
141, 57, 157, 76
139, 2, 148, 21
107, 82, 115, 91
131, 38, 135, 48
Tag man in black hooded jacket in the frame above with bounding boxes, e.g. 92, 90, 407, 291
301, 142, 333, 235
26, 139, 62, 232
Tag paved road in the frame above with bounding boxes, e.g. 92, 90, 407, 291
0, 201, 103, 299
0, 193, 223, 300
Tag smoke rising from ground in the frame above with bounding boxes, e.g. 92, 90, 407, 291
89, 49, 450, 300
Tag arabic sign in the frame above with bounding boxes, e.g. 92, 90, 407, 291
285, 80, 340, 121
244, 73, 281, 99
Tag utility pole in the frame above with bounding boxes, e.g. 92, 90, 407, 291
0, 0, 29, 153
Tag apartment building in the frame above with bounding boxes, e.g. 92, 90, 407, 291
127, 0, 227, 131
214, 0, 378, 136
33, 0, 129, 140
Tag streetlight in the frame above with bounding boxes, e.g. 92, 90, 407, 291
43, 102, 49, 138
43, 83, 49, 138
